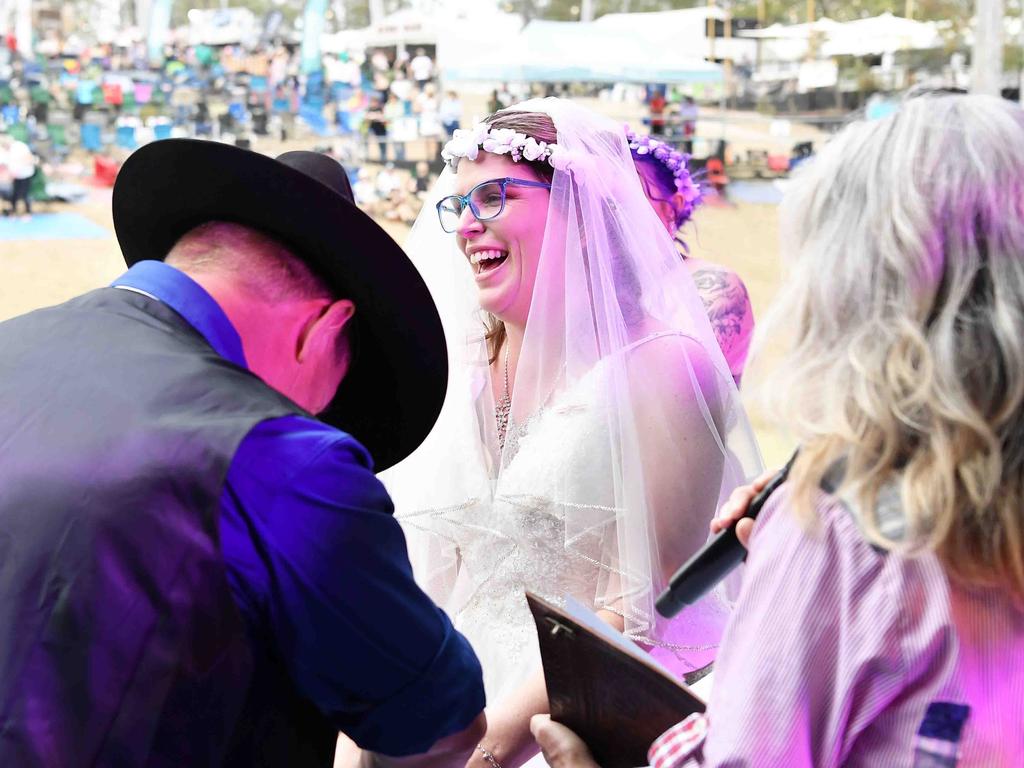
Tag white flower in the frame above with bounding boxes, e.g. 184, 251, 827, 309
489, 128, 518, 145
481, 127, 519, 155
481, 137, 512, 154
548, 148, 594, 186
442, 125, 492, 169
442, 123, 561, 171
441, 132, 479, 165
470, 123, 491, 142
547, 144, 568, 170
521, 137, 548, 162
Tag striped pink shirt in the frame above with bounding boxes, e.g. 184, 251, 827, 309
662, 484, 1024, 767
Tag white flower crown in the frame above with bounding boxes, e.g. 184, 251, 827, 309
441, 123, 562, 172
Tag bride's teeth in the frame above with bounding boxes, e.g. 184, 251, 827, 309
470, 250, 508, 266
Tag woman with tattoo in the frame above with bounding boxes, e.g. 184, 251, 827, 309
629, 130, 754, 385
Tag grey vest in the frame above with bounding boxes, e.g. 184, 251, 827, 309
0, 287, 335, 766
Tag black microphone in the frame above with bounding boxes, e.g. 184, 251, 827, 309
655, 451, 799, 618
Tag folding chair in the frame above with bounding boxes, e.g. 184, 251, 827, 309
134, 81, 154, 105
47, 123, 67, 146
1, 104, 20, 125
28, 167, 53, 210
81, 123, 103, 151
93, 155, 119, 187
115, 125, 137, 150
7, 123, 29, 142
704, 157, 730, 198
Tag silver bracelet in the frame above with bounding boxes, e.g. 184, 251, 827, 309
476, 745, 503, 768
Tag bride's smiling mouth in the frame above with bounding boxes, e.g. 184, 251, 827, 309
468, 248, 510, 275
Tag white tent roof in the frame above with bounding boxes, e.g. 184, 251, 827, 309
435, 10, 524, 78
442, 17, 721, 84
321, 9, 439, 53
321, 28, 367, 54
737, 18, 842, 39
592, 9, 754, 66
737, 12, 941, 58
367, 8, 437, 46
821, 12, 941, 56
593, 7, 725, 44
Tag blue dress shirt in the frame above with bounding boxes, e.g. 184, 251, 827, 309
111, 261, 484, 756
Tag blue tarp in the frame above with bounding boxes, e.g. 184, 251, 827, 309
0, 213, 109, 241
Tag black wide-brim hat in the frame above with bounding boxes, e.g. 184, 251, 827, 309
112, 138, 446, 472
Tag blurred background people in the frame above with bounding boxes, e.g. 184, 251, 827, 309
1, 134, 36, 219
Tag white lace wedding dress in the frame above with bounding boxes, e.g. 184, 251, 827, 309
412, 334, 733, 707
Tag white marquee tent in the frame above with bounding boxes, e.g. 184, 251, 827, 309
440, 15, 722, 84
738, 12, 941, 61
321, 9, 439, 53
820, 12, 942, 57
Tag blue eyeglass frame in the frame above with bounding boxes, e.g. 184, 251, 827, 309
436, 177, 552, 233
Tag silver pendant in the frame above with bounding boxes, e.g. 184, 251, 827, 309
495, 393, 511, 452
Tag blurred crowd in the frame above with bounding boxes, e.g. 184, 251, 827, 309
0, 33, 716, 224
0, 37, 465, 221
0, 39, 460, 155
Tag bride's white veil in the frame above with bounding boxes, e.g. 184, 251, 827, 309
381, 98, 763, 683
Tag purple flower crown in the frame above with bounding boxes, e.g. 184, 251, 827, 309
625, 127, 702, 226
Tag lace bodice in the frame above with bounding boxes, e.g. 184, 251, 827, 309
450, 365, 619, 704
422, 334, 731, 705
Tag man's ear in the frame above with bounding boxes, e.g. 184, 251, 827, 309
297, 299, 355, 362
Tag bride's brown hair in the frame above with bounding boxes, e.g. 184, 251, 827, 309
480, 110, 558, 363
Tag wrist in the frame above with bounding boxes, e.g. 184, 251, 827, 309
476, 745, 503, 768
474, 729, 535, 768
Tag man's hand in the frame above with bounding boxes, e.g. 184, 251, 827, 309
709, 469, 777, 549
529, 716, 599, 768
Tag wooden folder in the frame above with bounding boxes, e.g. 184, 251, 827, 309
527, 592, 705, 768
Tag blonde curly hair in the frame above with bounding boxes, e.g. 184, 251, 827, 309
756, 93, 1024, 601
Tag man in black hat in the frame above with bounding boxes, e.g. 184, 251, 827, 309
0, 140, 485, 766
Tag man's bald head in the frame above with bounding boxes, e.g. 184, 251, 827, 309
166, 221, 332, 303
165, 221, 355, 414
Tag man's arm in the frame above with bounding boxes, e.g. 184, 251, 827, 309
224, 417, 486, 759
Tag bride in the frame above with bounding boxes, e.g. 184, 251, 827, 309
381, 99, 762, 768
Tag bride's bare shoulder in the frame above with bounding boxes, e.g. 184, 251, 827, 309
625, 329, 723, 408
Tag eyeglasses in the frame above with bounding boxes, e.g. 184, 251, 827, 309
436, 177, 552, 233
